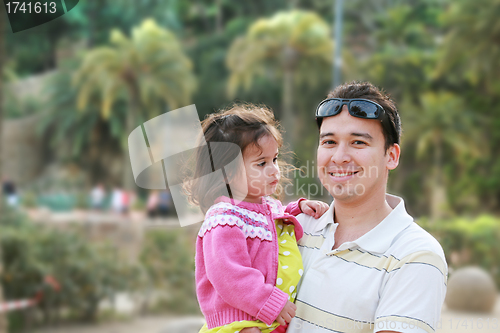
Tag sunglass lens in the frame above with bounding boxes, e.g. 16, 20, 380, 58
317, 100, 343, 117
349, 101, 379, 118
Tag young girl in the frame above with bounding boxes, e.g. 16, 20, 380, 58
185, 104, 328, 333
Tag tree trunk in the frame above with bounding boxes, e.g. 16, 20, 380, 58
282, 68, 294, 153
430, 135, 447, 222
281, 67, 295, 200
123, 82, 140, 192
281, 45, 299, 155
0, 3, 8, 332
215, 0, 223, 34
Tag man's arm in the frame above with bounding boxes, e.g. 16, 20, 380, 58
374, 250, 447, 333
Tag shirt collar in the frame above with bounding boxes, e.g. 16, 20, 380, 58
318, 194, 414, 254
314, 200, 335, 233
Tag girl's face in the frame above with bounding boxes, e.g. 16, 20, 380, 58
232, 135, 280, 204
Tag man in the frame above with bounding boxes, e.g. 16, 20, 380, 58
287, 81, 447, 333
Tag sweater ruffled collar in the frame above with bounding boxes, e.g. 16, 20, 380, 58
214, 196, 274, 215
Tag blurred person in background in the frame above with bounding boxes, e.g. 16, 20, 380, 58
157, 188, 173, 217
2, 177, 19, 208
111, 186, 124, 214
147, 190, 159, 218
287, 81, 448, 333
122, 190, 130, 215
90, 183, 106, 211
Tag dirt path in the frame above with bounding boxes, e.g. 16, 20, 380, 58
437, 295, 500, 333
32, 296, 500, 333
33, 315, 205, 333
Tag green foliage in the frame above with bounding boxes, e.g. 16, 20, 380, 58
226, 9, 334, 153
75, 192, 91, 209
420, 215, 500, 287
399, 92, 486, 219
20, 191, 37, 208
226, 10, 333, 97
188, 17, 285, 120
139, 228, 198, 314
352, 0, 500, 216
4, 93, 40, 119
74, 18, 196, 121
6, 8, 80, 75
434, 0, 500, 212
39, 63, 110, 156
403, 92, 484, 162
0, 207, 142, 330
438, 0, 500, 95
6, 0, 186, 74
188, 32, 234, 120
131, 197, 146, 211
361, 1, 446, 101
6, 0, 500, 220
37, 62, 124, 184
71, 18, 197, 189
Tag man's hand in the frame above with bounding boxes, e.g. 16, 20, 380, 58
299, 200, 329, 219
276, 300, 297, 326
240, 327, 261, 333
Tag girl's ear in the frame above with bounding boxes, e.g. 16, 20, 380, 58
386, 143, 400, 170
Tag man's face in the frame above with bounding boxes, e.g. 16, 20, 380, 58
317, 106, 400, 203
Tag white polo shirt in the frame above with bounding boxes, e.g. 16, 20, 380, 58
288, 194, 447, 333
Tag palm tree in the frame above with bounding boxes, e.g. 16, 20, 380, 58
73, 19, 196, 190
226, 10, 333, 151
403, 92, 484, 221
362, 2, 445, 103
437, 0, 500, 95
435, 0, 500, 212
39, 66, 124, 185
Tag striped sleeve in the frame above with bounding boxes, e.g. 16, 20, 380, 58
374, 251, 448, 333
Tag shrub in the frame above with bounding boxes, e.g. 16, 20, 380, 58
139, 228, 199, 314
0, 206, 143, 331
419, 215, 500, 287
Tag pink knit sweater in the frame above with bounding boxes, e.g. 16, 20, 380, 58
195, 196, 303, 329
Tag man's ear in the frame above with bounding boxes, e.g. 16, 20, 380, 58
387, 143, 401, 170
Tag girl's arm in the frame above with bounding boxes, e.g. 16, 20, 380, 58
201, 224, 289, 325
285, 199, 329, 218
284, 198, 306, 216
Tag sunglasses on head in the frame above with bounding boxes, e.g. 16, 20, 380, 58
315, 98, 399, 144
315, 98, 385, 120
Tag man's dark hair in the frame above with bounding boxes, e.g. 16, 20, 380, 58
317, 81, 401, 151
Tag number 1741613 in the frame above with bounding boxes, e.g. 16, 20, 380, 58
5, 2, 57, 14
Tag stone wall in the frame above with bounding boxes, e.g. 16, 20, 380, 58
2, 114, 45, 185
2, 71, 56, 185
